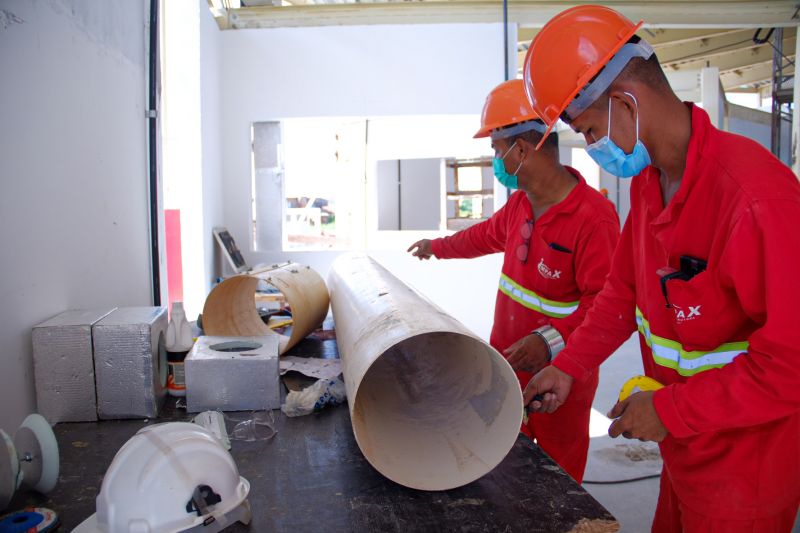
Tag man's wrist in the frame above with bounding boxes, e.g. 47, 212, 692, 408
531, 325, 565, 362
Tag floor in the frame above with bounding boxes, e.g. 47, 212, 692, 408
582, 334, 661, 533
582, 334, 800, 533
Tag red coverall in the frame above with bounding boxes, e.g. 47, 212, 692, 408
431, 170, 620, 482
552, 105, 800, 530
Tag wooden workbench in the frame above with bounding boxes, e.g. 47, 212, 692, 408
9, 336, 619, 532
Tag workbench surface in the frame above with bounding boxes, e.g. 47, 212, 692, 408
10, 336, 619, 533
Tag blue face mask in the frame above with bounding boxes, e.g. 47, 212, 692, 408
585, 92, 651, 178
493, 141, 524, 189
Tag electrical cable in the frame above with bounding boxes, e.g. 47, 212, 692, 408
502, 0, 508, 81
147, 0, 161, 306
753, 27, 795, 67
502, 0, 511, 201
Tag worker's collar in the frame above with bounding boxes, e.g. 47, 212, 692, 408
527, 166, 586, 223
644, 103, 710, 226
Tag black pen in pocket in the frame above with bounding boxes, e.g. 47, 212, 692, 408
549, 242, 572, 253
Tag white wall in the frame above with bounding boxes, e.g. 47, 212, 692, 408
218, 24, 508, 339
163, 0, 202, 318
376, 158, 443, 231
162, 0, 225, 320
0, 0, 151, 429
199, 0, 225, 312
728, 103, 792, 165
398, 158, 442, 230
376, 160, 401, 230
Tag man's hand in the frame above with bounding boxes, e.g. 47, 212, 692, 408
504, 334, 550, 374
607, 391, 668, 442
407, 239, 433, 260
522, 366, 573, 414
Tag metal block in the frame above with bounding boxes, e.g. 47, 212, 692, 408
32, 308, 117, 423
185, 335, 280, 412
92, 307, 168, 419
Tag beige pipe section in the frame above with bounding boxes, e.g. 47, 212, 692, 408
202, 263, 330, 354
328, 254, 522, 491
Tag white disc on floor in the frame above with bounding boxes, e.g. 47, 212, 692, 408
15, 415, 59, 494
0, 429, 19, 510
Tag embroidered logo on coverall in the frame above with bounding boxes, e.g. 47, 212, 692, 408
673, 305, 702, 323
537, 258, 561, 280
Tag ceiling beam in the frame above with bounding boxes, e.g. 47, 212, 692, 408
516, 51, 795, 93
519, 31, 797, 78
518, 27, 791, 58
664, 36, 796, 72
725, 84, 771, 94
207, 0, 232, 28
517, 27, 540, 47
656, 29, 759, 63
226, 1, 800, 30
519, 28, 762, 53
720, 59, 795, 90
643, 28, 742, 47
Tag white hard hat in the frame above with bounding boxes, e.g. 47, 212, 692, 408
73, 422, 250, 533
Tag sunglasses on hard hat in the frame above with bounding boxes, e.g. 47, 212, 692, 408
516, 219, 534, 263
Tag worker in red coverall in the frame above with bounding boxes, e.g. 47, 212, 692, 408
407, 79, 620, 483
522, 5, 800, 532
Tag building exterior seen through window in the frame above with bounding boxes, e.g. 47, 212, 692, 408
251, 117, 607, 252
445, 158, 494, 231
251, 116, 494, 251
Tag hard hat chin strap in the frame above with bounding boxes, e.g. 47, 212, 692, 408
141, 427, 231, 530
186, 485, 222, 517
183, 500, 252, 533
563, 40, 654, 122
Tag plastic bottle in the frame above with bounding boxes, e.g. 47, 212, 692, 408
166, 302, 194, 397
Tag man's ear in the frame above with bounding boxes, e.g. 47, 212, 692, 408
608, 90, 637, 120
516, 138, 530, 159
608, 90, 637, 116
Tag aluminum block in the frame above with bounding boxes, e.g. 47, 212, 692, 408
32, 308, 117, 423
92, 307, 168, 419
186, 335, 280, 412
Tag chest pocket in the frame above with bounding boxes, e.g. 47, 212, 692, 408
664, 270, 749, 352
529, 235, 575, 293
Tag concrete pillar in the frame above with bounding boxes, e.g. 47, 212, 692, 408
701, 67, 722, 129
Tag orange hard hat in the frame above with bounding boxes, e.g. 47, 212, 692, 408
522, 5, 646, 148
474, 79, 544, 139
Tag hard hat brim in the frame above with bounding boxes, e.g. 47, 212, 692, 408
72, 479, 252, 533
535, 122, 557, 150
473, 126, 491, 139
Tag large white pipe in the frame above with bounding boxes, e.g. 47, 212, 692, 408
328, 254, 522, 490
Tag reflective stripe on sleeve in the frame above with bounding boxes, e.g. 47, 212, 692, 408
498, 274, 579, 318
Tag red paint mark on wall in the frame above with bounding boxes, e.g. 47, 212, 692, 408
165, 209, 183, 313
